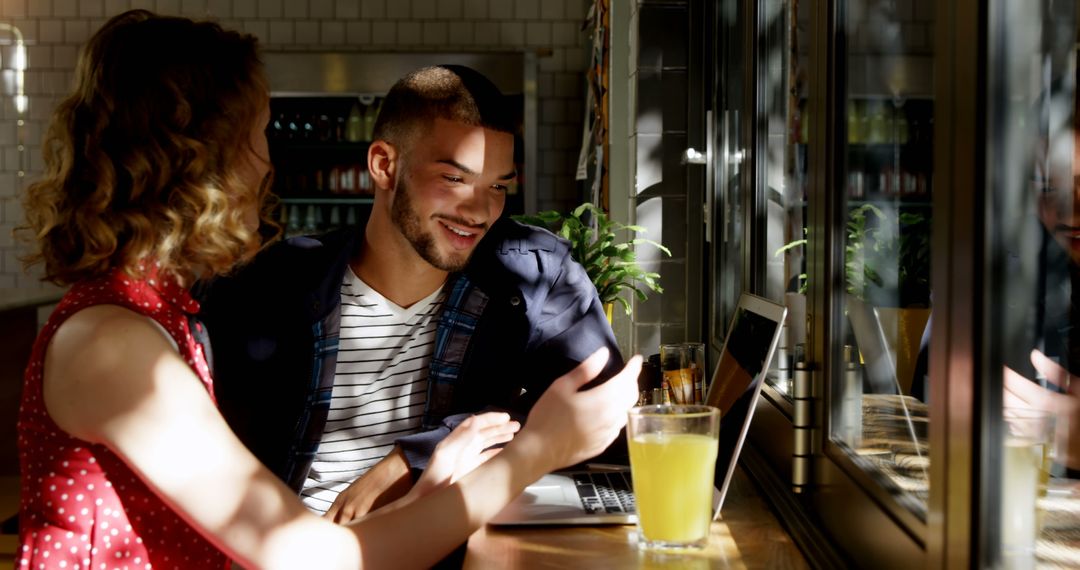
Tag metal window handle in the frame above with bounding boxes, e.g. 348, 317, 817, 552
683, 111, 715, 242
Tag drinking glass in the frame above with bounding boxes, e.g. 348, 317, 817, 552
627, 405, 721, 550
1001, 408, 1055, 569
660, 343, 706, 404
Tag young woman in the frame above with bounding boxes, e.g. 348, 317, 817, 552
16, 10, 641, 569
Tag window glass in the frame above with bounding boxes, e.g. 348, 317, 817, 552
827, 0, 935, 519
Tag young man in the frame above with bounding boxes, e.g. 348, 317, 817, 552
200, 65, 623, 521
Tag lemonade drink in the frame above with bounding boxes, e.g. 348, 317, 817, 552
1002, 438, 1042, 569
629, 433, 719, 546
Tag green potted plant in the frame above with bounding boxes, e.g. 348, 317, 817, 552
513, 202, 670, 322
775, 204, 931, 393
775, 204, 930, 301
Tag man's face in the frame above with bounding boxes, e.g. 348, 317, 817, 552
1036, 134, 1080, 265
390, 117, 516, 272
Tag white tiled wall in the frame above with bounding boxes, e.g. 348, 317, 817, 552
629, 0, 690, 351
0, 0, 591, 290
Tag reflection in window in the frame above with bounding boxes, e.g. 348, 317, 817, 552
763, 0, 810, 398
988, 2, 1080, 567
828, 0, 934, 520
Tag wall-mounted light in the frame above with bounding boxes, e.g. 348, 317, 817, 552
0, 23, 26, 180
0, 23, 25, 115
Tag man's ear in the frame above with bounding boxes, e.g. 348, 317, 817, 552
368, 140, 398, 192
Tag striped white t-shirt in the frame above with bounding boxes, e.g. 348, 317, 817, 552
300, 268, 445, 514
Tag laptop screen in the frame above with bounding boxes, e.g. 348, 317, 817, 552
706, 296, 785, 511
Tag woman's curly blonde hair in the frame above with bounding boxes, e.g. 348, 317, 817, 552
19, 10, 277, 286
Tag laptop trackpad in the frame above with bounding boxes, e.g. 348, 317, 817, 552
490, 472, 638, 525
518, 475, 578, 506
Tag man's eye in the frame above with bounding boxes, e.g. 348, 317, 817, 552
443, 175, 464, 184
492, 184, 508, 192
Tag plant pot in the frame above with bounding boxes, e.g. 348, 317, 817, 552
847, 296, 931, 395
604, 302, 614, 325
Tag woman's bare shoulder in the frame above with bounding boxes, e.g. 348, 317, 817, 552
42, 304, 181, 442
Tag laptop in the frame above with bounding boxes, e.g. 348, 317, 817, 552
489, 293, 787, 525
846, 296, 901, 395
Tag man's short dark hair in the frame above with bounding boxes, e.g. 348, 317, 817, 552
372, 65, 516, 151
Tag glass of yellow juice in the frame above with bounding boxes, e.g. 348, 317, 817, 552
1000, 408, 1055, 569
627, 405, 721, 550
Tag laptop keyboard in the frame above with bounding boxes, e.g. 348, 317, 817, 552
571, 471, 636, 515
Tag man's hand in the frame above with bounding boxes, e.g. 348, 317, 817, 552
1004, 349, 1080, 469
325, 414, 520, 523
324, 447, 413, 524
510, 347, 642, 473
409, 412, 521, 498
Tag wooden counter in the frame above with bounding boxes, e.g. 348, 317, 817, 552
464, 466, 807, 569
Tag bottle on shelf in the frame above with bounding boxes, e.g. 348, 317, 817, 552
316, 114, 332, 141
847, 169, 865, 199
335, 114, 347, 142
859, 101, 873, 144
302, 114, 315, 140
272, 112, 287, 139
867, 101, 888, 144
847, 100, 861, 144
340, 164, 357, 194
346, 101, 364, 143
328, 166, 340, 193
359, 169, 371, 194
287, 205, 302, 235
896, 110, 909, 144
884, 107, 896, 144
363, 97, 382, 141
294, 169, 309, 193
287, 113, 301, 140
302, 204, 318, 234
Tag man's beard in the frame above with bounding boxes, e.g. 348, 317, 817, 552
391, 175, 472, 272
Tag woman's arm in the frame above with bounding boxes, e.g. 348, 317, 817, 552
43, 305, 360, 569
43, 305, 641, 569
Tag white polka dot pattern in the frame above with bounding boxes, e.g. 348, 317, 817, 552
16, 268, 228, 569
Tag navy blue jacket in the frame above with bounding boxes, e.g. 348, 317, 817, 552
200, 217, 623, 490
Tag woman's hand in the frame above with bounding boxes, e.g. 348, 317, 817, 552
1004, 349, 1080, 469
509, 347, 643, 473
409, 412, 521, 498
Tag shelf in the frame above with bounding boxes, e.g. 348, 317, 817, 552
279, 196, 374, 205
847, 198, 932, 207
269, 140, 371, 152
846, 142, 929, 149
797, 198, 933, 208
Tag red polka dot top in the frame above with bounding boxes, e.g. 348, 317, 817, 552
17, 268, 229, 570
